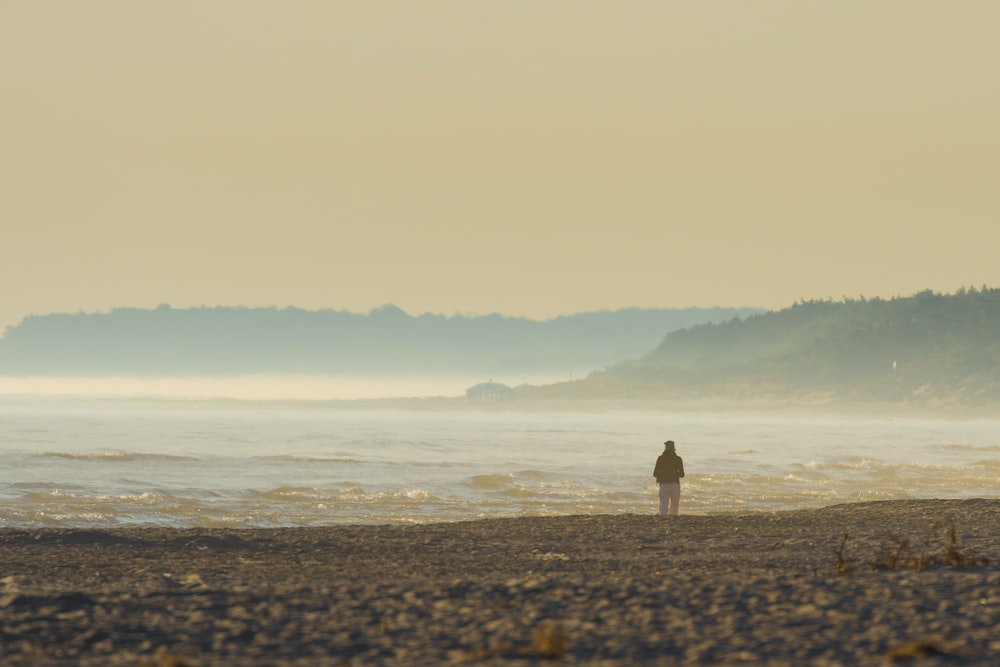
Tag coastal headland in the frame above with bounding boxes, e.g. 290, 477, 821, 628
2, 499, 998, 665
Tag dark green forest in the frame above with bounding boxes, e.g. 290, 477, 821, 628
526, 289, 1000, 408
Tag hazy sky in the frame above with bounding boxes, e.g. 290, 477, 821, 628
3, 1, 998, 332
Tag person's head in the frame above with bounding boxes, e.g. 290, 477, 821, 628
663, 440, 675, 452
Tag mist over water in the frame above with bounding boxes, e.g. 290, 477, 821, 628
1, 395, 998, 528
0, 375, 520, 401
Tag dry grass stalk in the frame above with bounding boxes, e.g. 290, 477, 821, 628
832, 522, 990, 575
834, 533, 853, 575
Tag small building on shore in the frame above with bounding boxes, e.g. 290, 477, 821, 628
465, 381, 515, 404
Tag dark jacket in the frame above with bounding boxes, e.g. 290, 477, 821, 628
653, 451, 685, 484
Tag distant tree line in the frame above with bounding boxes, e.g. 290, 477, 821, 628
0, 304, 759, 378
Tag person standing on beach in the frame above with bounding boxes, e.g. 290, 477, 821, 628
653, 440, 685, 517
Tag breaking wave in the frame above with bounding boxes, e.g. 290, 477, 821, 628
38, 451, 199, 463
254, 455, 364, 464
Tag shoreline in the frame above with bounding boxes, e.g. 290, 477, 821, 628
5, 390, 1000, 421
3, 499, 999, 665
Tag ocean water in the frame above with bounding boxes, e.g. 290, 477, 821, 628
1, 396, 998, 528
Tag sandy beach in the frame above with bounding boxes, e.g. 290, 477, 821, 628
2, 499, 999, 666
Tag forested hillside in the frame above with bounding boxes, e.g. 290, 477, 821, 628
529, 289, 1000, 407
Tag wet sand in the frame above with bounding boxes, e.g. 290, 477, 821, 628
2, 499, 999, 666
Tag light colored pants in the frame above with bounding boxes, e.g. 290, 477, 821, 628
658, 482, 680, 516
